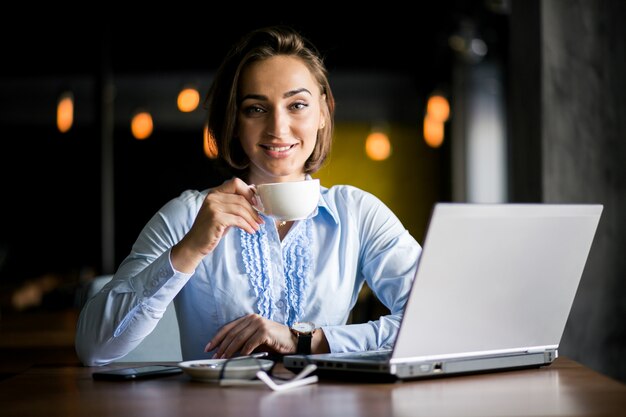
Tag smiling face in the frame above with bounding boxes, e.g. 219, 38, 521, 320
237, 55, 325, 185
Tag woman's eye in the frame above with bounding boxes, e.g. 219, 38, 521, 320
291, 102, 308, 110
243, 105, 264, 115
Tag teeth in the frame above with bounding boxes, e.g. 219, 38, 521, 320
266, 145, 292, 152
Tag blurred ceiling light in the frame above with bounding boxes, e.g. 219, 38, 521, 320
203, 123, 218, 159
365, 131, 391, 161
423, 115, 444, 148
448, 35, 467, 53
131, 111, 153, 140
177, 87, 200, 112
470, 38, 488, 57
448, 19, 488, 64
426, 94, 450, 122
57, 92, 74, 133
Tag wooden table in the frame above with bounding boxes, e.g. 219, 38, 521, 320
1, 357, 625, 416
0, 309, 79, 377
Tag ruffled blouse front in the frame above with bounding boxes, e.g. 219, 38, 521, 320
240, 217, 313, 327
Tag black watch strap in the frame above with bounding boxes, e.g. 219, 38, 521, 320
296, 333, 312, 355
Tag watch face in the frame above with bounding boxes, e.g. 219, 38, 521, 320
292, 321, 315, 333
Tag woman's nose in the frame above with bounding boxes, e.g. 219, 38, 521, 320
266, 109, 290, 137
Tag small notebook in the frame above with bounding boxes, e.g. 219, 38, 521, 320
283, 203, 603, 381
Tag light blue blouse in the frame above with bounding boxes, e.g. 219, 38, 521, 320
75, 183, 422, 366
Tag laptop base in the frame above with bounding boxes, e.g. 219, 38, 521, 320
283, 350, 557, 382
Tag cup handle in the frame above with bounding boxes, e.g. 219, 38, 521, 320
249, 185, 265, 214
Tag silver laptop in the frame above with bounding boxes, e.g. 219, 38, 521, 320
283, 203, 603, 380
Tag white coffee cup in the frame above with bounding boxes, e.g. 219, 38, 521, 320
253, 179, 320, 221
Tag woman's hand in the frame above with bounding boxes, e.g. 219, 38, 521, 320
171, 177, 264, 273
205, 314, 296, 359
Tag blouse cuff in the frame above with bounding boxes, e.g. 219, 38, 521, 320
130, 250, 193, 311
322, 322, 379, 353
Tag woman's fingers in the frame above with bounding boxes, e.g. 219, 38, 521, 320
204, 316, 240, 352
231, 177, 259, 205
206, 314, 260, 357
207, 193, 264, 228
206, 314, 294, 359
217, 177, 259, 207
207, 180, 264, 227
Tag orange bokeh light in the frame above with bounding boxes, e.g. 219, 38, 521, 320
365, 131, 392, 161
57, 93, 73, 133
131, 112, 153, 140
177, 88, 200, 112
423, 115, 444, 148
426, 94, 450, 122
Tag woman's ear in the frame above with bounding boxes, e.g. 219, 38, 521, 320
319, 94, 327, 129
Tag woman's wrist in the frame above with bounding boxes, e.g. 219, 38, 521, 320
170, 240, 205, 273
312, 328, 330, 354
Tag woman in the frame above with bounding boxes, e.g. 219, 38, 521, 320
75, 25, 422, 366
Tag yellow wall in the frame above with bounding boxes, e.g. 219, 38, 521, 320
315, 122, 443, 245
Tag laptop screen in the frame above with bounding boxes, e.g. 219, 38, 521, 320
392, 203, 602, 362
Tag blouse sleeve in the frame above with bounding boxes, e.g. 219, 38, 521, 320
74, 191, 199, 366
321, 187, 422, 352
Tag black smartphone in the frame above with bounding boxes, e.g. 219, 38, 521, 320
92, 365, 183, 381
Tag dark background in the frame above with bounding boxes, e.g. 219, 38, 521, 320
1, 3, 501, 76
0, 2, 509, 282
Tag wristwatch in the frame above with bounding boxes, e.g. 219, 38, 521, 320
290, 321, 316, 355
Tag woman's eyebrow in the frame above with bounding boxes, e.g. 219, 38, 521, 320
239, 88, 312, 103
240, 93, 266, 102
283, 88, 312, 98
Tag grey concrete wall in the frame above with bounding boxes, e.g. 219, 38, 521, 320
508, 0, 542, 202
541, 0, 626, 382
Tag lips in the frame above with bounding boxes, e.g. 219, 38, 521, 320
259, 143, 297, 152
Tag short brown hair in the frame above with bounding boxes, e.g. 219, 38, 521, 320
204, 25, 335, 176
